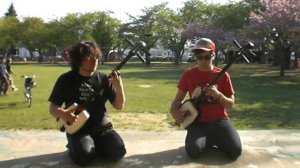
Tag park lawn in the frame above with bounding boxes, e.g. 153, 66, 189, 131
0, 62, 299, 131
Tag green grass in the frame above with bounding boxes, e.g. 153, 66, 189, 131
229, 64, 300, 129
0, 62, 299, 131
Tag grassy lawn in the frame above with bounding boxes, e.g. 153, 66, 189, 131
0, 62, 299, 131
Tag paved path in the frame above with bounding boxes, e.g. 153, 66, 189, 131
0, 130, 300, 168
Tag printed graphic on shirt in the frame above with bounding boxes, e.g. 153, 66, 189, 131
79, 82, 94, 101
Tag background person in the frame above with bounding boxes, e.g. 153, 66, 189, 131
0, 57, 9, 95
48, 41, 126, 166
6, 57, 18, 91
170, 38, 242, 161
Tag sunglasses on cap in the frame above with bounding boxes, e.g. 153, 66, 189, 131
194, 53, 213, 60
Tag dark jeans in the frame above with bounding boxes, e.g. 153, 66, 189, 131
0, 75, 8, 94
66, 127, 126, 166
185, 119, 242, 160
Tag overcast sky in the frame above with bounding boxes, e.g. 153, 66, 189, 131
1, 0, 240, 22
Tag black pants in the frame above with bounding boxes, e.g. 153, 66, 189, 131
185, 119, 242, 160
66, 127, 126, 166
0, 75, 9, 94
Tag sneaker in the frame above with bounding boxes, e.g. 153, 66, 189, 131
12, 88, 18, 91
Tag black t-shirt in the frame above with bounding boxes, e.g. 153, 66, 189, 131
48, 70, 116, 128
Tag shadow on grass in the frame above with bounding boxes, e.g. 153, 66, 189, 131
230, 74, 300, 129
0, 102, 18, 109
0, 101, 30, 110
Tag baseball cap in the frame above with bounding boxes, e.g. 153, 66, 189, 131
192, 38, 216, 52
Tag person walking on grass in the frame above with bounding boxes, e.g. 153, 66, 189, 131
169, 38, 242, 161
48, 41, 126, 166
0, 57, 9, 95
6, 57, 18, 91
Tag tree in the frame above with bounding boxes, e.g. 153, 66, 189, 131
159, 0, 254, 65
92, 12, 121, 62
49, 13, 88, 47
0, 3, 19, 58
4, 3, 17, 17
0, 16, 20, 58
19, 17, 47, 61
156, 0, 220, 65
120, 3, 169, 65
249, 0, 300, 76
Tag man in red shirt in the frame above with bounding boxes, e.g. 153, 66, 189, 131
170, 38, 242, 160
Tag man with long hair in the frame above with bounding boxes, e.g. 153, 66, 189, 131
49, 41, 126, 166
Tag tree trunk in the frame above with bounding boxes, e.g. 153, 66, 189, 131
145, 52, 151, 66
279, 49, 285, 76
173, 39, 187, 65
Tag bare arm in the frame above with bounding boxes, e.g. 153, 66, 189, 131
110, 70, 125, 110
204, 85, 235, 111
10, 69, 16, 75
218, 94, 235, 112
8, 68, 16, 75
170, 89, 187, 124
170, 89, 187, 113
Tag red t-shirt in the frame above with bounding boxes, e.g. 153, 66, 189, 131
177, 66, 235, 122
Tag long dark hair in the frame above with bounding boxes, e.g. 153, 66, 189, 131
69, 41, 102, 72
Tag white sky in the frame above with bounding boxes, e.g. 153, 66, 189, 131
1, 0, 239, 22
